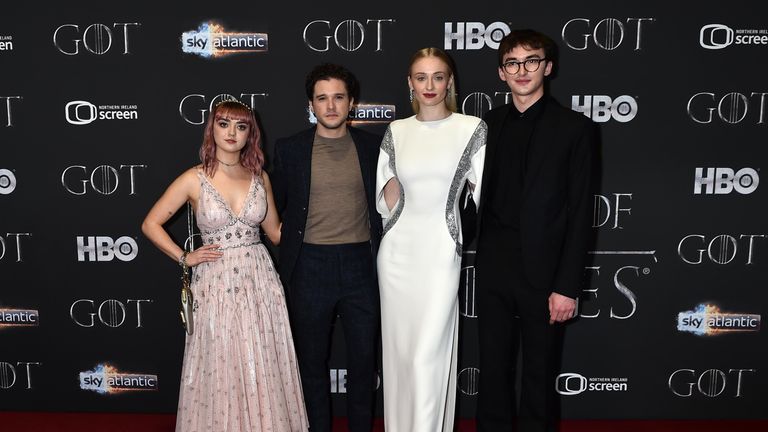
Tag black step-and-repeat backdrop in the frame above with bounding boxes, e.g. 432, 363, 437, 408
2, 1, 766, 420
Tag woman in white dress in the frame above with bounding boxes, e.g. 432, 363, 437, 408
376, 47, 487, 431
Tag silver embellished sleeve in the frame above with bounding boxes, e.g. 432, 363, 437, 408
445, 120, 488, 256
380, 126, 405, 236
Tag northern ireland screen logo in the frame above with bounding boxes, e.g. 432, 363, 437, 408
700, 24, 768, 50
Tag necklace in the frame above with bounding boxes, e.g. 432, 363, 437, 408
217, 158, 239, 167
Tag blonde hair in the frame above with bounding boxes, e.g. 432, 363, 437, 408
408, 47, 458, 114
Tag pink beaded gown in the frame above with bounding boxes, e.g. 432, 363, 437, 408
175, 170, 308, 432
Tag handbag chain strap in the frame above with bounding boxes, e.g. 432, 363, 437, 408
181, 201, 196, 284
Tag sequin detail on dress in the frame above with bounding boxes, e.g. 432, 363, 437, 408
381, 126, 405, 236
445, 120, 487, 256
174, 171, 308, 432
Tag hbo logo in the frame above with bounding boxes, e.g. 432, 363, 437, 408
694, 167, 759, 195
572, 95, 638, 123
444, 22, 511, 50
76, 236, 138, 262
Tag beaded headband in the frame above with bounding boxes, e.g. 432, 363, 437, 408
215, 98, 252, 111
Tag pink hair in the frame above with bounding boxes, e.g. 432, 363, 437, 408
199, 101, 264, 177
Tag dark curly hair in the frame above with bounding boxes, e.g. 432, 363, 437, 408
305, 63, 360, 101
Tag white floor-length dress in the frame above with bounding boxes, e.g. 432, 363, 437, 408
376, 113, 486, 432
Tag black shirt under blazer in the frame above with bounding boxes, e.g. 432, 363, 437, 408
477, 97, 599, 299
271, 126, 383, 286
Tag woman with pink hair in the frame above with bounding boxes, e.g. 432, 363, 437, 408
142, 100, 308, 431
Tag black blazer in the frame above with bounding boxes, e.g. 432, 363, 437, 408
270, 126, 383, 286
477, 97, 599, 298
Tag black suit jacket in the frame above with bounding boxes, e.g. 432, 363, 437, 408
477, 97, 599, 298
270, 126, 383, 286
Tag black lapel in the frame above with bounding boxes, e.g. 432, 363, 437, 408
297, 127, 316, 207
478, 104, 513, 217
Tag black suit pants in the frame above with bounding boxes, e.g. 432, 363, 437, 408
476, 234, 562, 432
289, 242, 379, 432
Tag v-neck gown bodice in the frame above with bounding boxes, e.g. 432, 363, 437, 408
174, 170, 308, 432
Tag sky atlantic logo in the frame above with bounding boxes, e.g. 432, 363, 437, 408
556, 373, 629, 396
572, 95, 638, 123
694, 168, 759, 195
182, 22, 267, 58
0, 35, 13, 52
444, 22, 510, 50
700, 24, 768, 50
561, 18, 655, 51
0, 308, 39, 328
668, 368, 755, 398
53, 23, 140, 55
678, 304, 760, 336
348, 104, 395, 124
1, 96, 22, 127
687, 92, 767, 124
80, 363, 158, 394
65, 101, 138, 125
179, 93, 267, 125
61, 165, 146, 196
76, 236, 138, 262
307, 103, 395, 125
303, 19, 395, 52
0, 169, 16, 194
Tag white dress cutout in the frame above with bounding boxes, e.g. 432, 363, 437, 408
376, 113, 486, 432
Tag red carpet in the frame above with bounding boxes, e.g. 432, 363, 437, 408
0, 412, 765, 432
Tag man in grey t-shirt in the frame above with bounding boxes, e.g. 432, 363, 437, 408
271, 63, 383, 432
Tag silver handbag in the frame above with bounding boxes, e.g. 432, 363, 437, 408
180, 263, 194, 335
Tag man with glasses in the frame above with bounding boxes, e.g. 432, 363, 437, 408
474, 29, 598, 432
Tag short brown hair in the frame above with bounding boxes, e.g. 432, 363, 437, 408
497, 29, 557, 67
305, 63, 359, 101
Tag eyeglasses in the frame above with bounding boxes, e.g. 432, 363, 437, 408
502, 58, 547, 75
